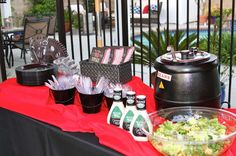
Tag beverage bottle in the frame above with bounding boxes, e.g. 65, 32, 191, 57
120, 91, 137, 131
107, 87, 125, 126
129, 95, 153, 141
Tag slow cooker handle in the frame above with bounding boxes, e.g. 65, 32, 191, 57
167, 45, 177, 61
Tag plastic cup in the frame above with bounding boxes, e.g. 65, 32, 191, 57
105, 96, 113, 110
51, 87, 76, 105
105, 96, 127, 110
79, 92, 103, 114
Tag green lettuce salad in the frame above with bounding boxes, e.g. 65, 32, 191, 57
150, 117, 228, 156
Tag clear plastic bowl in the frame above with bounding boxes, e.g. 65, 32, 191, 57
148, 106, 236, 156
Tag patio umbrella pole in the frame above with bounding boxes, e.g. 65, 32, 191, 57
95, 0, 103, 47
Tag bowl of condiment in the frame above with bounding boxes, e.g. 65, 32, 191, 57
148, 106, 236, 156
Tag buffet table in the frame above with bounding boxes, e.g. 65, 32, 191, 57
0, 108, 122, 156
0, 77, 236, 156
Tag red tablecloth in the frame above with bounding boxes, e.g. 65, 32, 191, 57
0, 77, 235, 156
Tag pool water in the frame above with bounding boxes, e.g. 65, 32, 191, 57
132, 29, 220, 46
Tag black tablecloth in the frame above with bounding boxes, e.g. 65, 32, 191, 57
0, 108, 122, 156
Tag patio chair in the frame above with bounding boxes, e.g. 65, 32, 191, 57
8, 17, 50, 66
30, 38, 68, 64
1, 34, 11, 67
25, 15, 56, 38
47, 15, 57, 38
132, 2, 162, 25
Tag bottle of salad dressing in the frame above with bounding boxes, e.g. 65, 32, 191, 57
129, 95, 153, 141
120, 91, 137, 131
107, 87, 125, 126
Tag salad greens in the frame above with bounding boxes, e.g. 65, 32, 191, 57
150, 117, 228, 156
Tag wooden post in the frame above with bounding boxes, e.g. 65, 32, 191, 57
95, 0, 103, 47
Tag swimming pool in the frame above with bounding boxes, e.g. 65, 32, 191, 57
132, 29, 230, 46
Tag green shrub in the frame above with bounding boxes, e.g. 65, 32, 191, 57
64, 9, 83, 29
27, 0, 56, 17
133, 29, 198, 65
199, 32, 236, 65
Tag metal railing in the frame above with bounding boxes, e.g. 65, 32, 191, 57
0, 0, 235, 107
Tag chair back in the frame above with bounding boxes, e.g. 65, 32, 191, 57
23, 18, 49, 47
25, 15, 56, 37
48, 16, 56, 37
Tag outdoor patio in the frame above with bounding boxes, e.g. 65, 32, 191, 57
4, 24, 236, 108
0, 0, 235, 109
1, 0, 236, 155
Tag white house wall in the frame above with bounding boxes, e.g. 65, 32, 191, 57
132, 0, 198, 24
160, 0, 198, 24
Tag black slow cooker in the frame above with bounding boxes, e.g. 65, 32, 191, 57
154, 48, 220, 109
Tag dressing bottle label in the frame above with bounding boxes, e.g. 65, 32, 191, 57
122, 110, 134, 130
132, 115, 149, 137
110, 106, 122, 126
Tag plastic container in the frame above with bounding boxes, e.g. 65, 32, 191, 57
105, 96, 113, 109
130, 95, 152, 141
51, 87, 75, 105
107, 88, 125, 126
120, 91, 137, 131
148, 106, 236, 156
79, 92, 103, 114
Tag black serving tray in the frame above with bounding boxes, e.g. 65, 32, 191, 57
15, 63, 58, 86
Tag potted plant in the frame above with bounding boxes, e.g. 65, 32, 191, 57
133, 29, 198, 86
69, 10, 83, 30
199, 6, 233, 97
198, 0, 208, 24
211, 8, 232, 27
64, 9, 70, 32
63, 8, 85, 31
199, 31, 236, 107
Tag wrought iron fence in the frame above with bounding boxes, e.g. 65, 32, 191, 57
0, 0, 235, 107
55, 0, 235, 107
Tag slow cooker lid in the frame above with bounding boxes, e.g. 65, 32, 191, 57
161, 48, 211, 64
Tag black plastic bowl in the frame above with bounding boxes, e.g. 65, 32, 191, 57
15, 63, 57, 86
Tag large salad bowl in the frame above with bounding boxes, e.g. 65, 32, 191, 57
148, 106, 236, 156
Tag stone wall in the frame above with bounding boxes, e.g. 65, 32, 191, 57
64, 0, 114, 12
10, 0, 31, 27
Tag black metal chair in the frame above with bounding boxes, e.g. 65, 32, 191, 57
48, 15, 57, 38
25, 15, 56, 38
1, 34, 11, 67
9, 17, 50, 66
